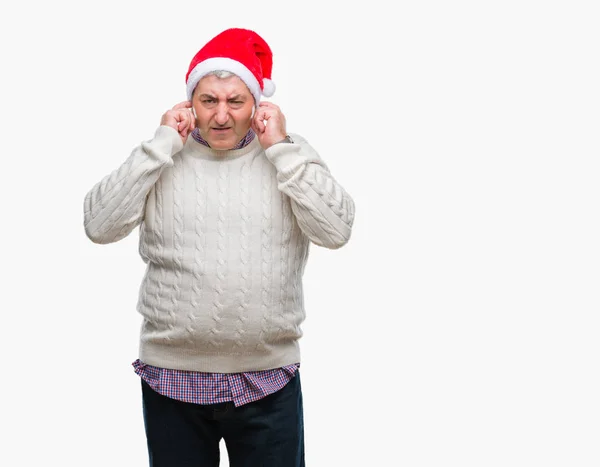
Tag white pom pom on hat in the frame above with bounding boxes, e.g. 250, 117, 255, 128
262, 78, 275, 97
185, 28, 276, 103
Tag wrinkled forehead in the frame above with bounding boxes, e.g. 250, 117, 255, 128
194, 74, 254, 100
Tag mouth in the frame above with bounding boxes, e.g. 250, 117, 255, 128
211, 127, 232, 133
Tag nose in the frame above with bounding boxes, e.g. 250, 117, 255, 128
214, 104, 229, 125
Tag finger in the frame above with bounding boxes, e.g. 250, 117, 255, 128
256, 104, 271, 112
178, 114, 190, 137
166, 111, 182, 129
252, 114, 265, 133
251, 117, 264, 134
177, 110, 191, 125
258, 101, 280, 111
258, 111, 270, 130
173, 100, 192, 110
176, 111, 187, 128
179, 122, 190, 138
187, 108, 196, 128
255, 108, 271, 124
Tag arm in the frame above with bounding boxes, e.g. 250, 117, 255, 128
265, 135, 355, 249
83, 125, 183, 244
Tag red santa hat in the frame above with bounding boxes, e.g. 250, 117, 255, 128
185, 28, 275, 103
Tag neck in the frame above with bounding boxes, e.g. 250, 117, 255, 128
191, 128, 255, 150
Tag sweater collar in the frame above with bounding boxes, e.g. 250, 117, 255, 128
191, 128, 256, 149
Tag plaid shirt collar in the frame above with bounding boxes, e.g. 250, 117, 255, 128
191, 128, 256, 149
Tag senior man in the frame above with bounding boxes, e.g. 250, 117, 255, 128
84, 28, 355, 466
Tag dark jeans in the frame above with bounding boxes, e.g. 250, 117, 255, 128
141, 371, 305, 467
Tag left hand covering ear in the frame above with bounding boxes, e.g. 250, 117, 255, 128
251, 102, 287, 149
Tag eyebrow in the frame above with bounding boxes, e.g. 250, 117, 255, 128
198, 94, 247, 101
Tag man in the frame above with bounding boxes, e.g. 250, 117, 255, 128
84, 28, 354, 466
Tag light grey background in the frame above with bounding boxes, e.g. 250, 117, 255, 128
1, 0, 599, 465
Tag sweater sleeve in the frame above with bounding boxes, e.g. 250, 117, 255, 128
264, 134, 355, 249
83, 125, 183, 244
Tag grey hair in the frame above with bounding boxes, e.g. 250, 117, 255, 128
191, 70, 237, 97
193, 70, 255, 102
206, 70, 236, 79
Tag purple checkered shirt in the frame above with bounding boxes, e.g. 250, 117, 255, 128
133, 360, 300, 407
134, 128, 299, 407
190, 127, 256, 148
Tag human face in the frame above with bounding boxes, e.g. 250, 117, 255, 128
192, 74, 255, 150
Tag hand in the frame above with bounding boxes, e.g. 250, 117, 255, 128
160, 101, 196, 143
251, 102, 287, 149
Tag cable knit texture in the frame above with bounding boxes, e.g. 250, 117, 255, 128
84, 125, 354, 373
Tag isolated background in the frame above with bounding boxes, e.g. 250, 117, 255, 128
1, 0, 599, 465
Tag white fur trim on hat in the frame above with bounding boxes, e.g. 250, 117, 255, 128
186, 57, 262, 102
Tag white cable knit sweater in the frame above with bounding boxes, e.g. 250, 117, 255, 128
84, 126, 354, 373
